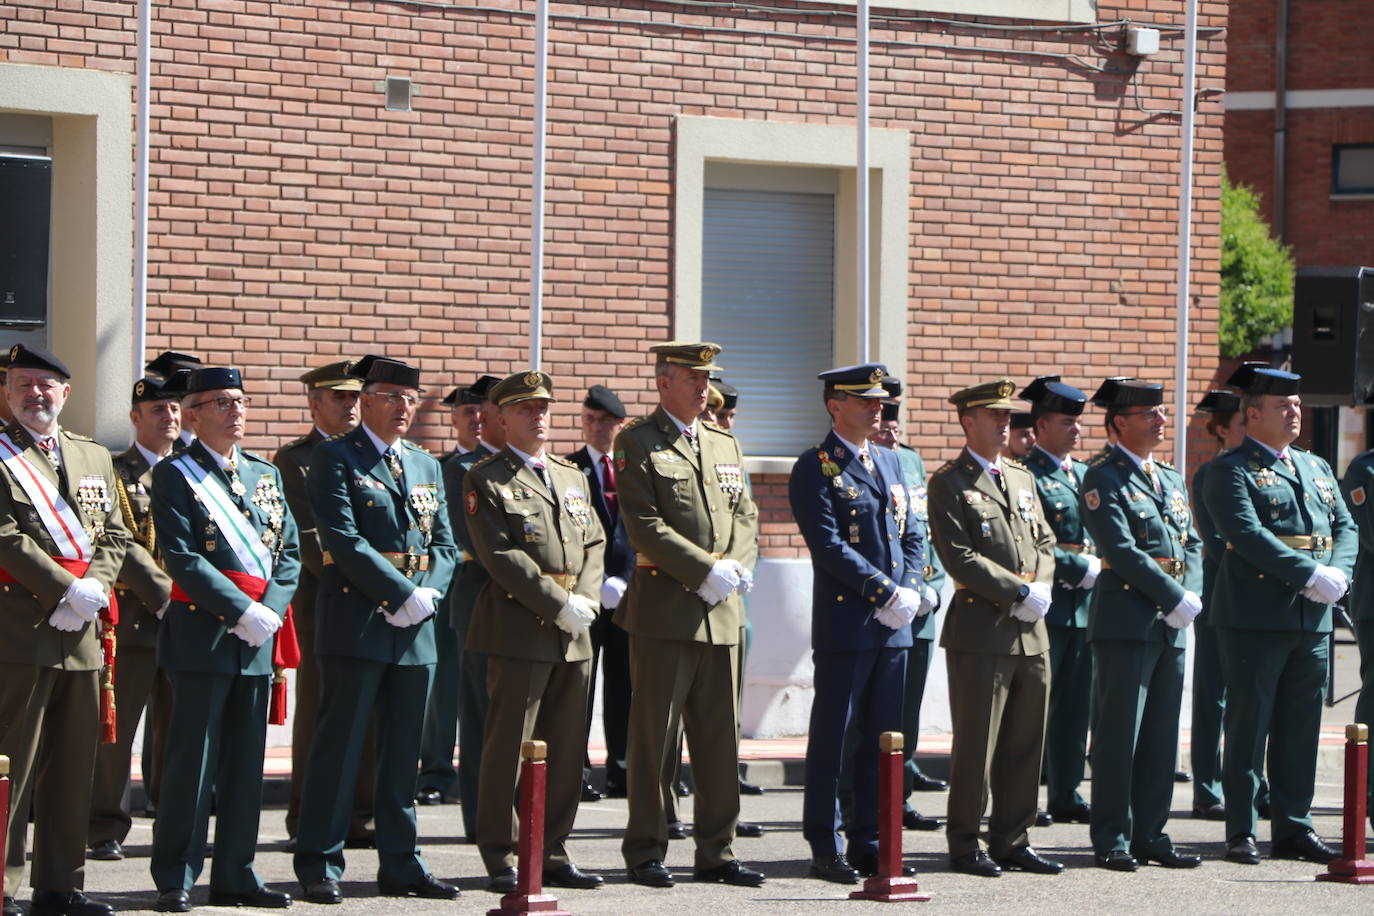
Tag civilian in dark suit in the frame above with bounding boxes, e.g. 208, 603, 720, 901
567, 385, 635, 799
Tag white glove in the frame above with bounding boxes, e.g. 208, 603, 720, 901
1302, 565, 1349, 605
696, 559, 743, 606
381, 606, 412, 628
1010, 582, 1052, 623
1078, 555, 1102, 590
231, 601, 281, 647
600, 576, 628, 610
402, 586, 442, 624
62, 577, 108, 622
1163, 590, 1203, 629
873, 603, 906, 629
735, 567, 755, 595
155, 599, 170, 620
887, 586, 923, 625
555, 594, 598, 637
49, 603, 86, 632
918, 585, 939, 618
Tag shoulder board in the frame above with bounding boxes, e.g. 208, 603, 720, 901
240, 450, 272, 467
1005, 457, 1026, 470
934, 460, 957, 475
1158, 460, 1174, 470
1290, 445, 1310, 455
548, 454, 577, 470
64, 431, 94, 442
278, 434, 312, 451
328, 431, 350, 441
626, 416, 653, 431
470, 451, 503, 472
1088, 450, 1113, 468
402, 438, 431, 455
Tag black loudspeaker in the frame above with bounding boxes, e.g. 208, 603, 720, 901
1291, 266, 1374, 405
0, 155, 52, 327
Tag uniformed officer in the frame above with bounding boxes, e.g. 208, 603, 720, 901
0, 345, 130, 916
567, 385, 634, 801
1191, 381, 1264, 822
1019, 377, 1097, 825
1205, 368, 1355, 865
789, 364, 923, 884
1341, 422, 1374, 830
615, 341, 763, 889
439, 373, 503, 838
144, 351, 203, 449
463, 371, 606, 891
1088, 378, 1133, 464
274, 360, 376, 849
87, 378, 177, 863
1005, 411, 1036, 461
293, 356, 459, 904
1079, 381, 1202, 872
712, 380, 738, 430
149, 366, 299, 912
441, 384, 483, 457
927, 379, 1060, 878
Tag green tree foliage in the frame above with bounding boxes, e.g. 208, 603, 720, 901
1218, 167, 1295, 358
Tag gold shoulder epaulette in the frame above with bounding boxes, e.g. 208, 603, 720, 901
470, 451, 502, 472
1158, 459, 1175, 470
934, 459, 957, 475
65, 431, 94, 442
548, 454, 577, 470
626, 416, 652, 430
279, 434, 311, 451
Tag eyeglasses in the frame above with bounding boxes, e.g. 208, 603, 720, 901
365, 391, 421, 407
1121, 407, 1169, 420
191, 396, 250, 412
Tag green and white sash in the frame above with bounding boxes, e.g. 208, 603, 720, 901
170, 453, 273, 578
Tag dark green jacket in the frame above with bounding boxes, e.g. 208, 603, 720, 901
1023, 446, 1094, 629
896, 443, 945, 641
446, 444, 498, 632
1205, 437, 1356, 633
1191, 457, 1225, 622
1341, 448, 1374, 623
1079, 446, 1200, 646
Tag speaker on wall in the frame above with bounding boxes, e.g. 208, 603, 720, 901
0, 155, 51, 328
1291, 266, 1374, 406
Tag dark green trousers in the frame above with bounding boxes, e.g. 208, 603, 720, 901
1356, 617, 1374, 808
1045, 624, 1091, 812
150, 671, 269, 895
1189, 618, 1225, 809
900, 638, 934, 806
455, 642, 489, 840
1088, 640, 1183, 857
1217, 627, 1327, 843
417, 619, 460, 796
293, 657, 434, 885
89, 645, 165, 846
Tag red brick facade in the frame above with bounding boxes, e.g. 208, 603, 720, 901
2, 0, 1227, 557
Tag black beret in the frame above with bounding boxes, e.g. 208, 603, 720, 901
1010, 411, 1034, 430
6, 344, 70, 380
185, 367, 243, 394
145, 350, 203, 378
131, 377, 176, 404
583, 384, 626, 419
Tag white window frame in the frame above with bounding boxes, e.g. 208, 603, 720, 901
824, 0, 1096, 23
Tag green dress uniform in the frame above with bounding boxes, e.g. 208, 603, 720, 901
293, 424, 457, 887
88, 444, 173, 852
1079, 446, 1201, 859
149, 438, 300, 896
1340, 448, 1374, 814
615, 406, 758, 872
274, 428, 374, 842
0, 422, 132, 898
1023, 445, 1095, 816
444, 442, 498, 840
463, 438, 605, 875
927, 446, 1053, 860
1207, 437, 1356, 844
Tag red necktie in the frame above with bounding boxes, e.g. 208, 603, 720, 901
600, 453, 618, 521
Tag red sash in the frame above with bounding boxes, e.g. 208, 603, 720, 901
0, 557, 119, 743
170, 570, 300, 724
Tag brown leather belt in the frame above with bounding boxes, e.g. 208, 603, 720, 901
1057, 543, 1092, 554
323, 550, 430, 574
1275, 534, 1330, 551
953, 570, 1034, 591
544, 572, 578, 591
1102, 557, 1186, 577
637, 551, 721, 570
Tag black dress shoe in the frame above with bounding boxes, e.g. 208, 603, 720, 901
674, 779, 692, 798
903, 808, 940, 831
143, 802, 157, 818
1094, 850, 1139, 872
1034, 810, 1054, 827
3, 897, 21, 916
736, 821, 765, 838
344, 831, 376, 850
809, 854, 859, 885
414, 788, 443, 805
1225, 835, 1260, 865
1257, 800, 1272, 819
487, 868, 517, 893
739, 779, 765, 796
995, 846, 1064, 875
910, 771, 948, 792
1047, 802, 1091, 824
950, 850, 1001, 877
30, 890, 115, 916
851, 855, 916, 878
154, 889, 191, 913
1134, 848, 1202, 869
207, 887, 291, 908
604, 781, 627, 798
1175, 769, 1192, 783
666, 820, 689, 840
1191, 802, 1226, 821
1271, 830, 1338, 864
302, 879, 342, 904
88, 839, 124, 861
378, 873, 459, 899
627, 860, 675, 888
694, 860, 765, 887
581, 781, 604, 802
543, 863, 603, 889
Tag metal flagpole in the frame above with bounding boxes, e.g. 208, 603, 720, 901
1172, 0, 1199, 472
856, 0, 870, 363
133, 0, 152, 383
529, 0, 549, 371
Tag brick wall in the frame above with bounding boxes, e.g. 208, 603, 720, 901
1, 0, 1227, 557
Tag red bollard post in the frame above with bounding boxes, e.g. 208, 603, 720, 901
488, 740, 571, 916
1316, 723, 1374, 884
1, 755, 9, 902
851, 731, 931, 903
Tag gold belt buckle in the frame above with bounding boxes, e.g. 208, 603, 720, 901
1164, 558, 1184, 576
923, 565, 936, 580
402, 552, 422, 577
1313, 535, 1328, 552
